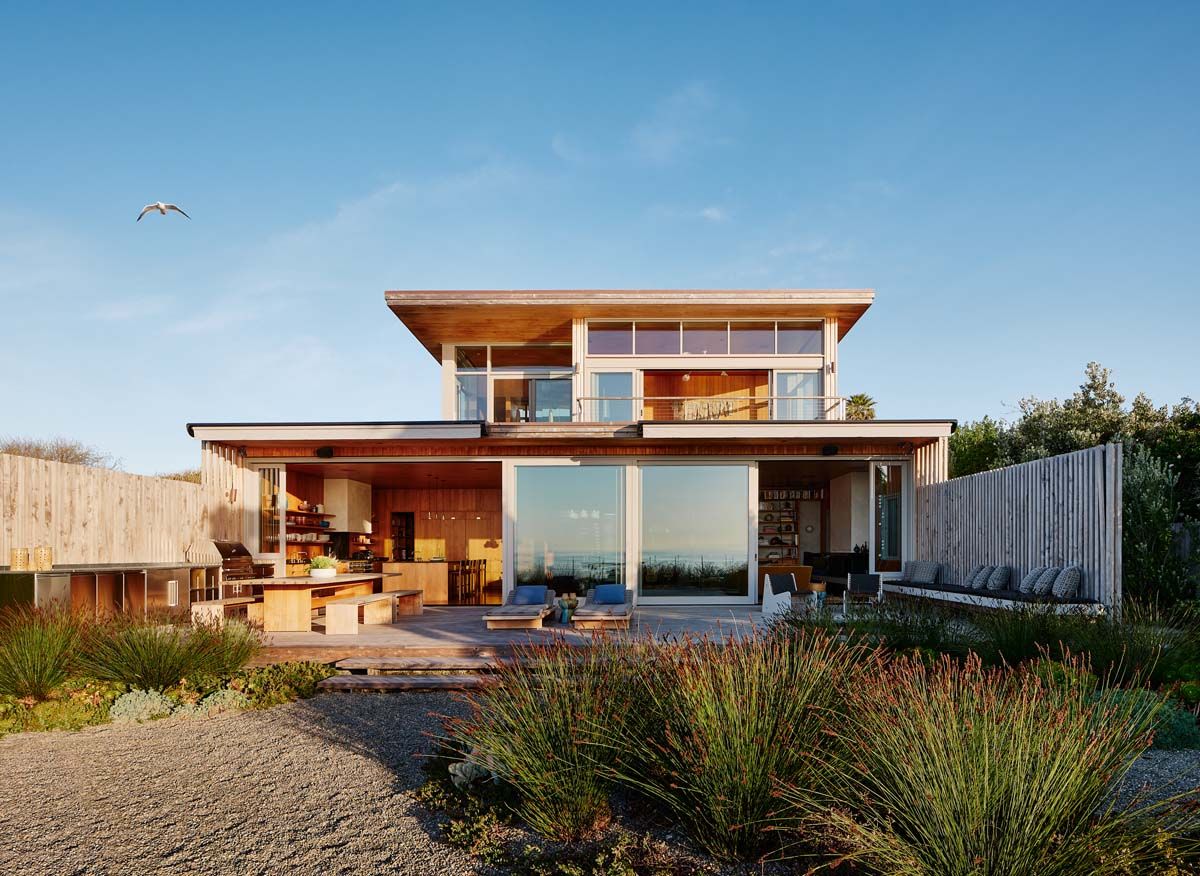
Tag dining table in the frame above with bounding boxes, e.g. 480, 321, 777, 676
251, 573, 384, 633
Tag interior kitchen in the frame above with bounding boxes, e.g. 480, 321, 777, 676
277, 461, 503, 606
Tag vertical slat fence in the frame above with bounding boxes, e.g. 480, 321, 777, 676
914, 444, 1122, 609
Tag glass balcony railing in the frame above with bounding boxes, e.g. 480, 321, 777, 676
575, 395, 847, 423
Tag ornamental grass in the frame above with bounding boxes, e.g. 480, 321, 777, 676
0, 604, 86, 700
615, 629, 871, 862
441, 636, 650, 842
781, 652, 1199, 876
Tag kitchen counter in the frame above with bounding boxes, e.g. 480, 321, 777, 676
381, 562, 449, 605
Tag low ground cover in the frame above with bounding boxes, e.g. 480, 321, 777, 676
0, 604, 333, 735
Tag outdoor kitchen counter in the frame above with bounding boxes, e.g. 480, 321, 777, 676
254, 574, 384, 633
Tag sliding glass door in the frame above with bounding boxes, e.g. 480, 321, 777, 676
639, 464, 753, 601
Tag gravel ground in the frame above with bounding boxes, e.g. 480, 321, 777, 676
1118, 749, 1200, 807
4, 693, 1200, 876
0, 692, 476, 876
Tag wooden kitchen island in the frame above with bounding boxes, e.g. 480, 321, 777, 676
381, 562, 449, 605
255, 573, 384, 633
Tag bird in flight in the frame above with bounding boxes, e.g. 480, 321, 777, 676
137, 202, 191, 222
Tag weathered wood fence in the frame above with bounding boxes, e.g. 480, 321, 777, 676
0, 453, 218, 566
915, 443, 1123, 609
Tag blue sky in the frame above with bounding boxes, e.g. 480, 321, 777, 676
2, 2, 1197, 474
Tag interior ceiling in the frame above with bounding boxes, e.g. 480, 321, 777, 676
758, 459, 869, 485
287, 461, 501, 490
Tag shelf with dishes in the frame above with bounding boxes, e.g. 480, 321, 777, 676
758, 487, 825, 564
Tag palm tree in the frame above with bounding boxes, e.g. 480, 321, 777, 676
845, 393, 877, 421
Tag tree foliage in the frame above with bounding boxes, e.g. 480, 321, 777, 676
845, 392, 877, 421
0, 436, 119, 469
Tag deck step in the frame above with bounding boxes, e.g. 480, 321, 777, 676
318, 674, 485, 692
335, 655, 503, 673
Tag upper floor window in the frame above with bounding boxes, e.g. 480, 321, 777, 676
587, 320, 823, 356
452, 344, 574, 421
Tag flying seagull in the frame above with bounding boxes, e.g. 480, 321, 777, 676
137, 202, 191, 222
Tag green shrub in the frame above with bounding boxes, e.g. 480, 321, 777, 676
78, 614, 203, 691
782, 653, 1193, 875
0, 605, 85, 700
0, 679, 123, 736
110, 689, 176, 723
442, 638, 648, 842
1098, 688, 1200, 751
229, 661, 334, 708
614, 630, 867, 861
187, 620, 263, 677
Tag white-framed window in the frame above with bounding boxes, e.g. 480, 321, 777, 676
451, 344, 574, 422
589, 371, 636, 422
585, 320, 824, 357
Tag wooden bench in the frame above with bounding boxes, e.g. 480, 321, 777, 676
389, 589, 424, 617
325, 592, 397, 635
191, 597, 258, 627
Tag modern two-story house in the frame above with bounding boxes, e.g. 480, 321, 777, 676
188, 290, 954, 606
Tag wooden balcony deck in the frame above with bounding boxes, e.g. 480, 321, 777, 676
255, 604, 764, 664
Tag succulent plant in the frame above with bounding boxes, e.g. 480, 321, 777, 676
110, 689, 175, 723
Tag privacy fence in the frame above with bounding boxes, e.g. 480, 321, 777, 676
0, 453, 218, 566
914, 444, 1123, 609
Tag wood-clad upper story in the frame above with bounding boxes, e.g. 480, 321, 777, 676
383, 289, 875, 425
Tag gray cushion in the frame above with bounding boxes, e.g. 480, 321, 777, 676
767, 574, 797, 596
1032, 567, 1061, 597
910, 561, 939, 585
985, 566, 1011, 591
972, 566, 995, 590
1052, 566, 1083, 599
1017, 566, 1046, 594
962, 564, 985, 588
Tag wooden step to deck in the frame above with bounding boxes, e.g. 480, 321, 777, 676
318, 674, 484, 692
335, 655, 504, 674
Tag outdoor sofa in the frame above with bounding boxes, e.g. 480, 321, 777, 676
483, 585, 556, 630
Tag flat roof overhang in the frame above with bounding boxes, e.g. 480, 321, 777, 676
186, 421, 483, 442
384, 289, 875, 359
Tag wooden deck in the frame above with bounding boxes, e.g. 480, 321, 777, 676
255, 604, 764, 664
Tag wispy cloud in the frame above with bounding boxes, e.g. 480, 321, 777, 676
698, 205, 728, 223
647, 203, 731, 224
550, 133, 588, 164
630, 82, 730, 164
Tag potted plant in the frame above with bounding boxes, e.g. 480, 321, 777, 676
308, 554, 339, 579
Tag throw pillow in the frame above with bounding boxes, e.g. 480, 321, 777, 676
592, 584, 627, 605
1018, 566, 1045, 594
912, 561, 939, 585
985, 566, 1011, 591
963, 564, 985, 588
1032, 567, 1061, 597
511, 585, 547, 606
1052, 566, 1083, 600
973, 566, 995, 590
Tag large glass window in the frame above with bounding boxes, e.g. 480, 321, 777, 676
874, 463, 904, 572
640, 465, 750, 598
682, 322, 728, 355
514, 466, 625, 594
774, 371, 823, 419
777, 321, 823, 354
587, 322, 633, 355
456, 373, 486, 420
634, 322, 681, 355
591, 372, 634, 422
255, 467, 281, 555
729, 321, 775, 354
493, 377, 572, 422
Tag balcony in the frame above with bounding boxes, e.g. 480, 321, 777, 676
578, 394, 846, 422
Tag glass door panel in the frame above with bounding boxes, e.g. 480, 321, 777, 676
874, 463, 904, 573
774, 371, 823, 419
640, 465, 750, 598
591, 372, 634, 422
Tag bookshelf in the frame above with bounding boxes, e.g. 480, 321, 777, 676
758, 487, 825, 564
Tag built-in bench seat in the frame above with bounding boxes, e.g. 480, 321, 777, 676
325, 592, 397, 635
191, 596, 259, 627
883, 580, 1104, 614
